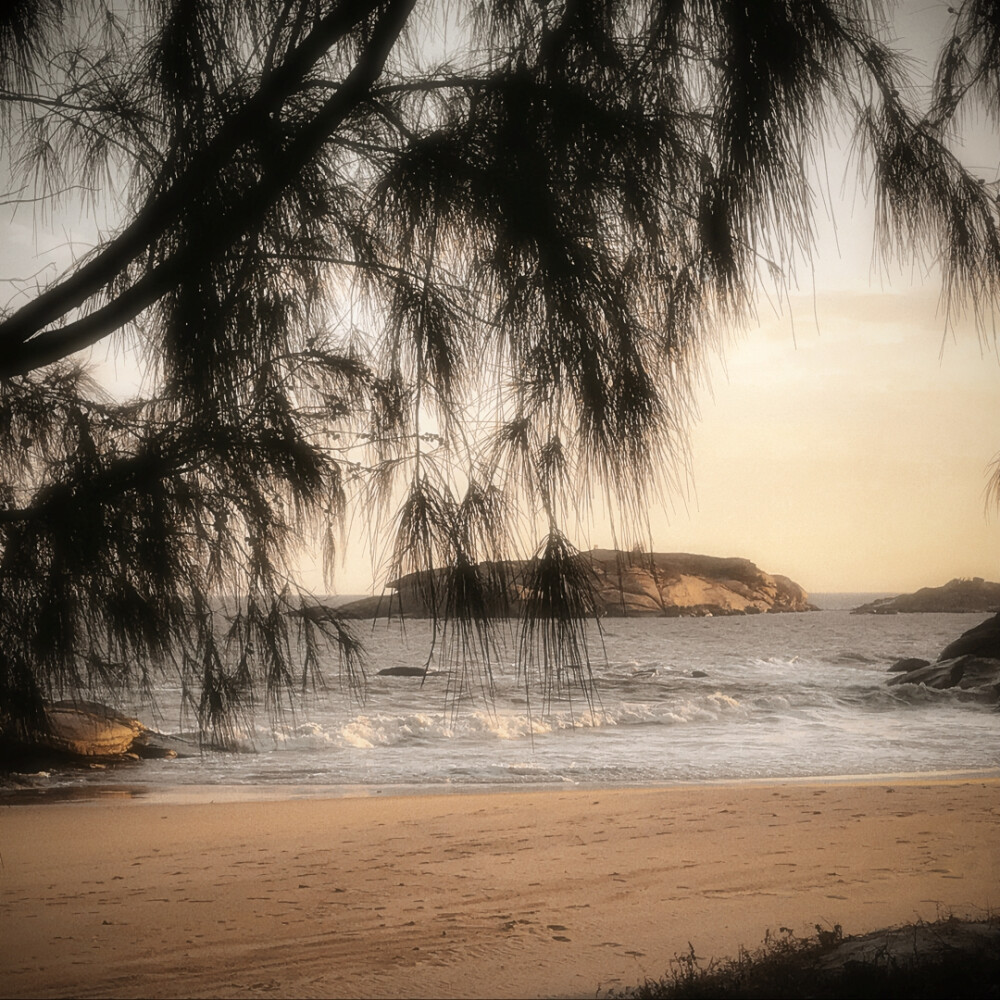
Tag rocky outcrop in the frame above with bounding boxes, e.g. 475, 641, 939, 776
853, 578, 1000, 614
2, 701, 184, 762
40, 701, 146, 756
938, 612, 1000, 660
887, 655, 1000, 692
886, 612, 1000, 700
583, 550, 814, 616
338, 550, 816, 619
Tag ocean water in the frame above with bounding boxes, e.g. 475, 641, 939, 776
16, 604, 1000, 792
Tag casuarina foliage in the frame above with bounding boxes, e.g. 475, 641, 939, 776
0, 0, 997, 742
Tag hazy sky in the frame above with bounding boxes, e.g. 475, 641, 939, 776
3, 1, 998, 597
315, 2, 1000, 596
625, 2, 1000, 594
629, 285, 1000, 593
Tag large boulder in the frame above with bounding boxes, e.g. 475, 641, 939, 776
2, 701, 183, 761
950, 655, 1000, 689
885, 611, 1000, 700
938, 612, 1000, 660
887, 655, 1000, 694
40, 701, 145, 756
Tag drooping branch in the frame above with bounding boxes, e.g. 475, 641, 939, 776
3, 0, 999, 744
0, 0, 395, 366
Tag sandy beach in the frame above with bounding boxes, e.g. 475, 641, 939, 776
1, 776, 997, 999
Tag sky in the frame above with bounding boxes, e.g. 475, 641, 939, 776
318, 2, 1000, 596
622, 2, 1000, 594
631, 286, 1000, 593
2, 1, 998, 598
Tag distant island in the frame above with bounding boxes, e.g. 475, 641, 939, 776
852, 577, 1000, 615
337, 549, 816, 619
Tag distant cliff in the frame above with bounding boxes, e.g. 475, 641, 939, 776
852, 578, 1000, 615
337, 549, 816, 619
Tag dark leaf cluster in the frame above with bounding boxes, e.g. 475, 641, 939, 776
0, 0, 996, 740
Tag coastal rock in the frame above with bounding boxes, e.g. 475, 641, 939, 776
337, 550, 817, 620
949, 655, 1000, 689
884, 611, 1000, 702
40, 701, 145, 757
131, 731, 190, 759
853, 577, 1000, 614
887, 655, 1000, 694
377, 666, 431, 677
1, 701, 183, 761
938, 612, 1000, 660
887, 659, 965, 690
888, 657, 931, 673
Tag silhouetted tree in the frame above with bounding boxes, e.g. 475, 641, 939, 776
1, 0, 996, 743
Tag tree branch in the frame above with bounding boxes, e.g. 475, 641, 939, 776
0, 0, 390, 360
0, 0, 417, 378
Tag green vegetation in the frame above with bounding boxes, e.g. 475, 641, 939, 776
609, 918, 1000, 999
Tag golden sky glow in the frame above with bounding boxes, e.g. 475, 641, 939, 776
594, 1, 1000, 595
635, 0, 1000, 595
631, 286, 1000, 592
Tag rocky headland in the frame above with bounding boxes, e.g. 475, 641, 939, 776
337, 549, 816, 619
853, 577, 1000, 614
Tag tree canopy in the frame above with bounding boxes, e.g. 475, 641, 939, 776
1, 0, 997, 744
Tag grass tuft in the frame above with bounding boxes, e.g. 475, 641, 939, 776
606, 917, 1000, 999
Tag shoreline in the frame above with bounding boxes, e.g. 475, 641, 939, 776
3, 765, 1000, 807
3, 775, 997, 998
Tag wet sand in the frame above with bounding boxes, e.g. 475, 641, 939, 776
1, 776, 997, 998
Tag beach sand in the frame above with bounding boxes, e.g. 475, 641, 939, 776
1, 776, 997, 999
